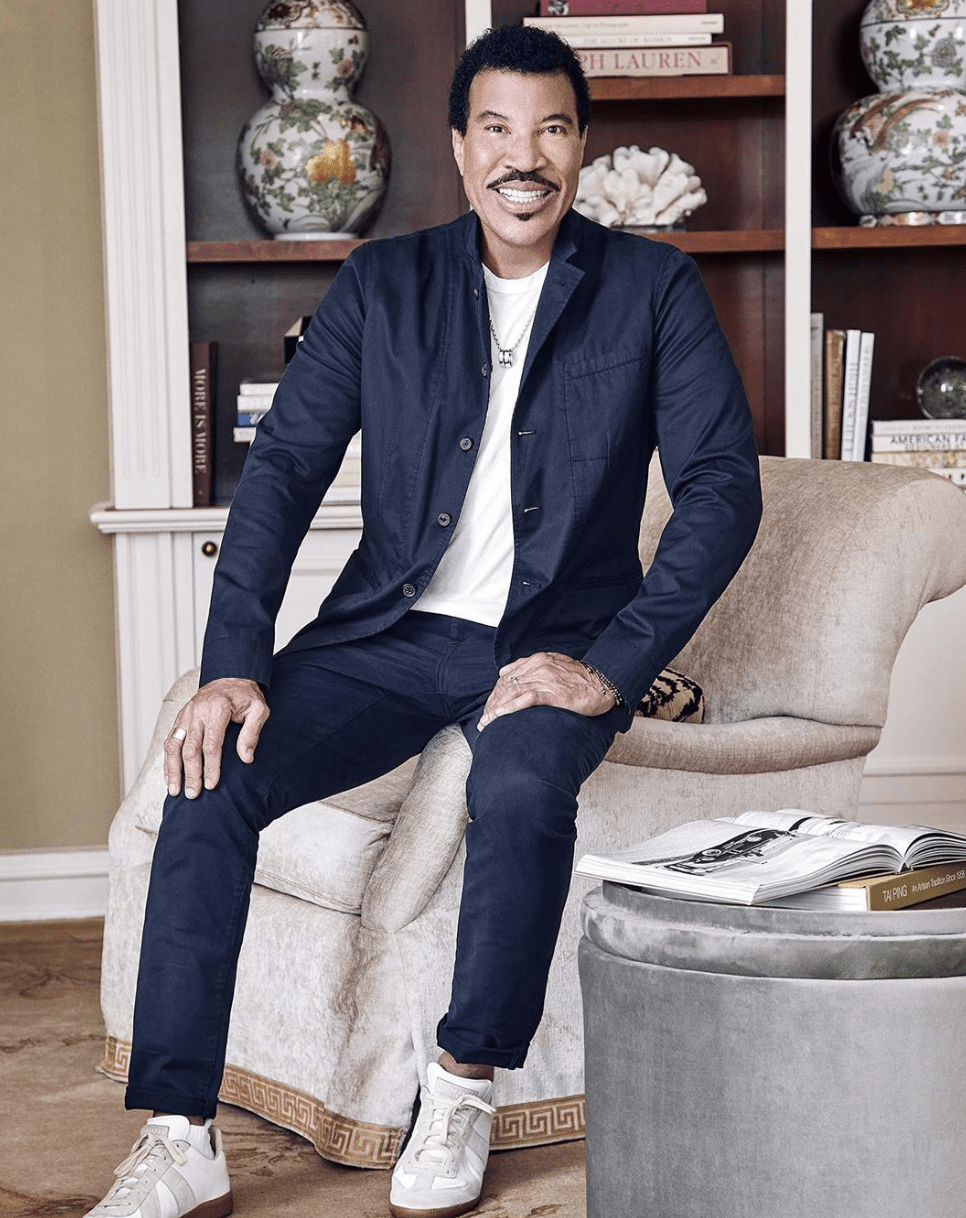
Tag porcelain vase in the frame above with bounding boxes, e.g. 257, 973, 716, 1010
237, 0, 391, 239
860, 0, 966, 93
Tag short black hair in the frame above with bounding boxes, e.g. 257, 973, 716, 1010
449, 24, 591, 136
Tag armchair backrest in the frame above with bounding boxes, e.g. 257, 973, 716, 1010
640, 456, 966, 728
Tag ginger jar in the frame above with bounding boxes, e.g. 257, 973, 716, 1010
860, 0, 966, 92
237, 0, 391, 239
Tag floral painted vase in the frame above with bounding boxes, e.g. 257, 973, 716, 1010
832, 88, 966, 224
237, 0, 391, 239
860, 0, 966, 92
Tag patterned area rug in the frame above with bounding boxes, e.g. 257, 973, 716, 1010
0, 920, 585, 1217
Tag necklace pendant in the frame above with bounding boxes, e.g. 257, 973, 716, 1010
498, 347, 514, 369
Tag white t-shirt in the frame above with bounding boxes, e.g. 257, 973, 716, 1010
415, 260, 549, 626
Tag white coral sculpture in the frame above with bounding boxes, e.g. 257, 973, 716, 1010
574, 145, 707, 229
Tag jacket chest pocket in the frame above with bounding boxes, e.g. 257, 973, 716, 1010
562, 346, 649, 463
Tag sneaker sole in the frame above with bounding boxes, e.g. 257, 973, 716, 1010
389, 1197, 481, 1218
182, 1192, 234, 1218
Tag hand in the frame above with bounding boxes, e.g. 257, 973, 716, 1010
163, 678, 270, 800
477, 652, 617, 732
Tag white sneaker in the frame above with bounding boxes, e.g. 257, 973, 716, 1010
389, 1062, 496, 1218
83, 1114, 233, 1218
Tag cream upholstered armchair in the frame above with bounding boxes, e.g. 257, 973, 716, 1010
98, 456, 966, 1168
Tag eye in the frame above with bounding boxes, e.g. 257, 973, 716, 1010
543, 124, 567, 136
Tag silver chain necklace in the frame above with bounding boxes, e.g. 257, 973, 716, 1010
489, 305, 538, 369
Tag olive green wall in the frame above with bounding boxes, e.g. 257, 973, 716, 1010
0, 1, 119, 848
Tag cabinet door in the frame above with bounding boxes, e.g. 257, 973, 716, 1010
191, 525, 362, 659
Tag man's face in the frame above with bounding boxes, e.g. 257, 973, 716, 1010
452, 68, 587, 276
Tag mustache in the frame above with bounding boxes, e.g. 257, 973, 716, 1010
487, 170, 559, 192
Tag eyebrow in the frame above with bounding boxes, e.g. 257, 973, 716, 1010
475, 109, 575, 126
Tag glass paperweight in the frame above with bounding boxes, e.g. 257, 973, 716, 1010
916, 356, 966, 420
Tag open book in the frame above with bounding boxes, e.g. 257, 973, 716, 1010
574, 810, 966, 906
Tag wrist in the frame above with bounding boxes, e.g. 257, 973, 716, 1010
579, 661, 624, 708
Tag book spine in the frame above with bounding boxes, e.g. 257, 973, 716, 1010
524, 12, 723, 32
852, 331, 874, 461
555, 29, 712, 46
870, 427, 966, 449
541, 0, 708, 14
234, 426, 256, 444
236, 410, 270, 427
870, 449, 966, 468
839, 329, 862, 461
865, 864, 966, 911
823, 329, 845, 461
235, 392, 275, 412
809, 313, 824, 460
577, 42, 728, 74
189, 341, 215, 508
872, 416, 966, 436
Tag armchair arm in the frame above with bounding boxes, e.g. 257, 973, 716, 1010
605, 715, 880, 775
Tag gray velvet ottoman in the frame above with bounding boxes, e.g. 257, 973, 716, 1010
579, 882, 966, 1218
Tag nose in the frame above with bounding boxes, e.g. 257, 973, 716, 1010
505, 129, 546, 170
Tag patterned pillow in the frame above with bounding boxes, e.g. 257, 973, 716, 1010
637, 667, 704, 722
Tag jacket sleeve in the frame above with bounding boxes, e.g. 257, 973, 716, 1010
579, 246, 763, 714
199, 251, 368, 689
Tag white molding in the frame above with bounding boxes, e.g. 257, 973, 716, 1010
0, 849, 110, 922
89, 502, 364, 535
783, 0, 812, 458
94, 0, 192, 509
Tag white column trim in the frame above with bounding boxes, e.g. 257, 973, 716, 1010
93, 0, 191, 509
783, 0, 813, 457
464, 0, 491, 45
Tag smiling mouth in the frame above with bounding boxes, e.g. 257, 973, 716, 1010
495, 186, 553, 205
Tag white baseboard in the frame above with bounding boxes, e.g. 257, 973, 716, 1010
0, 846, 110, 921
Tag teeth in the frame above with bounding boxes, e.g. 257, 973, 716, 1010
498, 188, 548, 203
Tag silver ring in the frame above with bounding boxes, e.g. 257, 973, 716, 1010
170, 727, 187, 743
508, 676, 520, 685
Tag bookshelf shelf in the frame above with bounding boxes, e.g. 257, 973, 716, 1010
645, 228, 784, 254
813, 225, 966, 251
589, 74, 785, 102
187, 239, 364, 263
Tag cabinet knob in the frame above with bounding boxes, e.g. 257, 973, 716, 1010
201, 540, 218, 558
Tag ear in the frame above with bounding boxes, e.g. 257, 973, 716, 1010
451, 127, 465, 177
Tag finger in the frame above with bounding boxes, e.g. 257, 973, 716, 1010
199, 713, 230, 795
235, 700, 270, 764
477, 678, 536, 731
163, 725, 188, 796
180, 720, 210, 801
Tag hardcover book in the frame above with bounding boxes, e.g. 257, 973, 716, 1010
771, 860, 966, 911
577, 42, 729, 75
823, 328, 845, 461
541, 1, 708, 13
524, 12, 723, 32
189, 341, 216, 507
574, 810, 966, 905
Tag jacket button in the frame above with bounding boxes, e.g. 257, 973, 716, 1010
459, 437, 473, 451
481, 364, 488, 376
402, 583, 417, 598
437, 513, 452, 527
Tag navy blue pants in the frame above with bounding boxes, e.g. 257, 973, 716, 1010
125, 612, 625, 1119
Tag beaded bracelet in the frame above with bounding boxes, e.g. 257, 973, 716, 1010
580, 661, 625, 708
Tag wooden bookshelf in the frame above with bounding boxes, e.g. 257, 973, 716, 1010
813, 225, 966, 250
589, 74, 785, 102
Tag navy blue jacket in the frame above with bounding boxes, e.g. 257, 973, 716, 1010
200, 208, 762, 719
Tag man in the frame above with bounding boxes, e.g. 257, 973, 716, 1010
86, 23, 761, 1218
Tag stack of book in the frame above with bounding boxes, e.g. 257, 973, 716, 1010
234, 378, 279, 443
524, 3, 731, 78
870, 418, 966, 488
575, 809, 966, 910
809, 315, 875, 462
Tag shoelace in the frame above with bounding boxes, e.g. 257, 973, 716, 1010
414, 1093, 496, 1167
109, 1128, 188, 1197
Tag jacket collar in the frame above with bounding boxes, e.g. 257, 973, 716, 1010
454, 205, 584, 274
